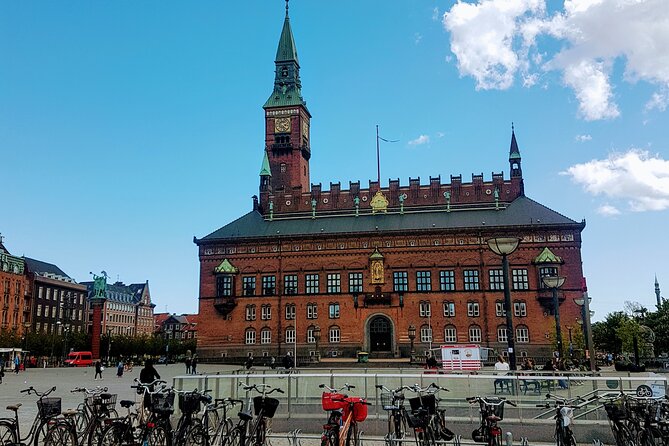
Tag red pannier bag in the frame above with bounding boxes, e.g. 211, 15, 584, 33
343, 397, 368, 422
321, 392, 347, 411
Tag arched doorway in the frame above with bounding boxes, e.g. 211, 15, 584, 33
369, 316, 393, 352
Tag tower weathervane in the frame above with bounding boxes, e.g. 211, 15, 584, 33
286, 0, 289, 16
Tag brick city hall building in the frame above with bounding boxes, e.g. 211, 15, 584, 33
194, 7, 587, 361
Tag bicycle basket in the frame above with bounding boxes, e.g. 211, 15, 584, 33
253, 396, 280, 418
481, 398, 505, 420
321, 392, 347, 411
604, 402, 627, 421
409, 394, 437, 415
179, 393, 201, 414
87, 393, 117, 415
406, 412, 428, 429
351, 398, 368, 422
380, 392, 403, 410
149, 392, 175, 415
37, 397, 62, 418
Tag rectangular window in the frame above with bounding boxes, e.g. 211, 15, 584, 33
285, 327, 295, 344
444, 327, 457, 343
329, 327, 341, 343
463, 270, 480, 290
514, 302, 527, 317
38, 287, 43, 299
329, 303, 340, 319
245, 305, 256, 321
516, 327, 529, 343
539, 267, 559, 288
305, 274, 319, 294
469, 326, 482, 343
285, 304, 296, 320
348, 272, 363, 293
242, 277, 256, 296
420, 326, 432, 343
443, 301, 455, 317
327, 274, 341, 294
416, 271, 432, 292
262, 276, 276, 296
307, 327, 315, 343
393, 271, 408, 292
467, 302, 480, 317
512, 269, 529, 290
439, 270, 455, 291
261, 305, 271, 320
307, 303, 318, 319
284, 275, 298, 295
497, 327, 508, 342
419, 301, 431, 317
37, 304, 42, 317
216, 275, 233, 297
245, 331, 256, 345
489, 269, 505, 290
261, 330, 271, 344
495, 302, 506, 317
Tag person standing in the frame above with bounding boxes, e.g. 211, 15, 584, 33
282, 352, 294, 370
139, 359, 162, 408
0, 361, 5, 383
117, 360, 124, 378
191, 355, 198, 375
185, 356, 191, 375
94, 360, 103, 380
14, 355, 20, 374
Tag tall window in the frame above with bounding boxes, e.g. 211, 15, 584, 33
463, 270, 480, 290
285, 327, 295, 344
539, 267, 559, 288
261, 304, 272, 320
329, 326, 341, 343
242, 277, 256, 296
306, 274, 319, 294
468, 325, 482, 343
348, 272, 363, 293
216, 276, 233, 297
416, 271, 432, 292
285, 304, 296, 320
307, 326, 316, 343
262, 276, 276, 296
284, 275, 298, 295
443, 301, 455, 317
419, 301, 431, 317
245, 329, 256, 345
439, 270, 455, 291
420, 324, 432, 343
393, 271, 408, 292
514, 301, 527, 317
245, 305, 256, 321
467, 302, 480, 317
495, 301, 506, 317
512, 269, 529, 290
444, 326, 457, 343
261, 328, 271, 344
329, 303, 340, 319
327, 274, 341, 293
489, 269, 505, 290
516, 326, 530, 343
307, 303, 318, 319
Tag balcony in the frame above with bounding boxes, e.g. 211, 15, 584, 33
362, 287, 393, 307
214, 297, 237, 316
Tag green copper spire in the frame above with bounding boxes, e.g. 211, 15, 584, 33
264, 2, 309, 111
259, 152, 272, 177
509, 122, 521, 160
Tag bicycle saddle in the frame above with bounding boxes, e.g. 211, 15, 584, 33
6, 404, 22, 412
63, 409, 79, 417
238, 411, 253, 421
120, 400, 135, 408
486, 415, 501, 422
100, 393, 112, 400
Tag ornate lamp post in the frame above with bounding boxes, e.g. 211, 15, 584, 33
487, 237, 520, 370
542, 275, 566, 359
408, 324, 416, 363
313, 325, 321, 362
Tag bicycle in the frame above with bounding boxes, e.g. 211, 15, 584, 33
203, 398, 243, 446
172, 388, 212, 446
318, 383, 370, 446
67, 386, 119, 446
536, 393, 582, 446
227, 383, 283, 446
467, 395, 516, 446
0, 385, 69, 446
404, 383, 453, 446
98, 378, 174, 446
376, 384, 410, 446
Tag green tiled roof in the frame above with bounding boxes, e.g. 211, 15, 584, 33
259, 152, 272, 177
197, 196, 583, 243
263, 89, 307, 108
276, 15, 299, 64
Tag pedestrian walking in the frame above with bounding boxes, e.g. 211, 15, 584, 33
94, 360, 104, 380
139, 359, 161, 407
245, 354, 255, 370
185, 356, 191, 374
14, 355, 20, 374
0, 362, 5, 384
117, 360, 124, 378
191, 355, 198, 374
282, 351, 294, 370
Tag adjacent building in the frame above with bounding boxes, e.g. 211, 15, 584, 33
83, 280, 155, 337
0, 239, 29, 334
154, 313, 198, 341
194, 6, 588, 361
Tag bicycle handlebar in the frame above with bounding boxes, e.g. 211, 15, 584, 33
239, 383, 284, 394
319, 383, 355, 393
467, 396, 516, 407
71, 386, 108, 395
21, 386, 57, 397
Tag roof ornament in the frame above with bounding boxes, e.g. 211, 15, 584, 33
269, 201, 274, 221
370, 191, 389, 214
443, 191, 451, 212
399, 194, 405, 215
494, 188, 500, 210
311, 198, 317, 219
354, 196, 360, 217
285, 0, 289, 17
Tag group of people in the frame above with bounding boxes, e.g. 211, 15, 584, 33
184, 355, 199, 374
245, 352, 294, 371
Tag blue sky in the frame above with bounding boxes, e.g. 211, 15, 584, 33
2, 1, 668, 319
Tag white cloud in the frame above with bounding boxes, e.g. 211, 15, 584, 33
563, 149, 669, 212
575, 134, 592, 142
432, 7, 440, 21
408, 135, 430, 146
596, 204, 621, 216
436, 131, 446, 138
442, 0, 669, 120
414, 33, 423, 45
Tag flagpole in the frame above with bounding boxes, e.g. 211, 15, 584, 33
376, 125, 381, 185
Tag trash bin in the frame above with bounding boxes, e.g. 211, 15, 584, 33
357, 352, 369, 363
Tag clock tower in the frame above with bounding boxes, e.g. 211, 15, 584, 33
262, 1, 311, 197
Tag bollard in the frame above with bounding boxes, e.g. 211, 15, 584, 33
505, 432, 513, 445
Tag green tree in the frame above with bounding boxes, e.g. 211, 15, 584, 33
642, 300, 669, 356
592, 311, 628, 355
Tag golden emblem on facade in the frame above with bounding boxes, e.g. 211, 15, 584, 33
370, 191, 389, 214
369, 248, 385, 284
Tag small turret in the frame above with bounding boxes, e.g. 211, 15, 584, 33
509, 123, 524, 195
656, 275, 662, 307
259, 152, 272, 192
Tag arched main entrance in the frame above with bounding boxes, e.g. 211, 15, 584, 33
369, 316, 393, 352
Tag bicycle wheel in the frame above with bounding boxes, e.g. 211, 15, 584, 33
222, 426, 242, 446
205, 409, 221, 437
44, 422, 77, 446
87, 418, 105, 446
345, 422, 359, 446
183, 420, 207, 446
147, 420, 173, 446
489, 432, 503, 446
611, 423, 634, 446
0, 420, 17, 445
561, 428, 577, 446
33, 419, 53, 446
254, 418, 266, 446
321, 429, 337, 446
99, 422, 130, 446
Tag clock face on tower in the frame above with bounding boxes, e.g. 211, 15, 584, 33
275, 117, 291, 133
302, 120, 309, 139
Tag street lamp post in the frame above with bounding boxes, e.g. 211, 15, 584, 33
408, 324, 416, 364
542, 275, 566, 359
313, 325, 321, 362
487, 237, 521, 370
574, 295, 596, 372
